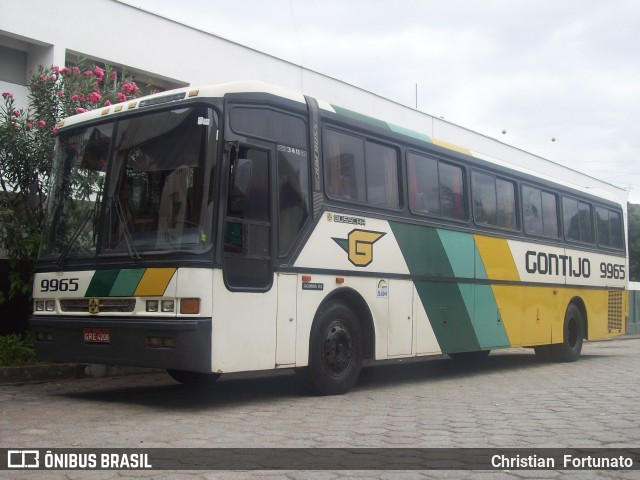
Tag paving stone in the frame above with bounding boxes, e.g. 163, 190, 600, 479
0, 339, 638, 479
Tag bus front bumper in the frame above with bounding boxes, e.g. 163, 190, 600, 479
29, 316, 212, 373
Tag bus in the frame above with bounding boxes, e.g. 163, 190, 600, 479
30, 81, 627, 395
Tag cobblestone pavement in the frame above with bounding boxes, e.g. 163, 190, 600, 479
1, 338, 639, 479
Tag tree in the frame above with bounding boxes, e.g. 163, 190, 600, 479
0, 61, 140, 332
628, 203, 640, 281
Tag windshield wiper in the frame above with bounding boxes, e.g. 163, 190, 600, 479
111, 194, 141, 262
56, 177, 105, 267
56, 208, 94, 267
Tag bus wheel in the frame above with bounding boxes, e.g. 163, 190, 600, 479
307, 301, 363, 395
550, 303, 584, 362
167, 369, 221, 387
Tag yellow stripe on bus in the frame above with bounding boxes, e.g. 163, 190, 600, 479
474, 235, 520, 281
431, 137, 472, 156
133, 268, 177, 296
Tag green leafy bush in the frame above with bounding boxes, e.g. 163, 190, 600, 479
0, 332, 37, 365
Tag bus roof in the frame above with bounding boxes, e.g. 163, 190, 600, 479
58, 80, 626, 206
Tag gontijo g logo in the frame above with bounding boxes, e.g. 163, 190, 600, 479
332, 229, 385, 267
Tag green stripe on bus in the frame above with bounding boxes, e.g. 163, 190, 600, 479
85, 269, 121, 297
109, 268, 146, 296
390, 222, 479, 352
331, 105, 391, 132
475, 248, 488, 279
388, 124, 432, 143
472, 242, 511, 349
474, 284, 511, 349
389, 222, 453, 277
415, 281, 480, 353
437, 229, 474, 278
391, 222, 511, 352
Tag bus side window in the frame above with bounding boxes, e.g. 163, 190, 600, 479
277, 147, 309, 256
563, 197, 593, 243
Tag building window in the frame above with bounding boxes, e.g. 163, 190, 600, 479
65, 53, 186, 96
0, 46, 27, 85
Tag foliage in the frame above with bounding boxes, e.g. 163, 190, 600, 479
0, 332, 37, 366
628, 203, 640, 281
0, 61, 140, 306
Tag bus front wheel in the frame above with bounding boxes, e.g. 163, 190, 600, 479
549, 303, 584, 362
306, 301, 364, 395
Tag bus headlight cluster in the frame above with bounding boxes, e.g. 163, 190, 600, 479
145, 300, 175, 312
34, 300, 55, 312
147, 300, 170, 313
145, 298, 200, 314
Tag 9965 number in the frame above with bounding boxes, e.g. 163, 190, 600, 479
40, 278, 80, 292
599, 262, 625, 280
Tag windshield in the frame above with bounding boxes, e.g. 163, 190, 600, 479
39, 106, 218, 262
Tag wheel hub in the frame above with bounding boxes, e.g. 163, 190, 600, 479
323, 323, 353, 374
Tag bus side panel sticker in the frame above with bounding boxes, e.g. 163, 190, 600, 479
109, 268, 146, 296
85, 269, 121, 297
133, 268, 177, 296
473, 235, 520, 282
389, 222, 454, 278
391, 222, 481, 353
414, 281, 480, 353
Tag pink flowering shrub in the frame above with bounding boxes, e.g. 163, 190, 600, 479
0, 59, 141, 307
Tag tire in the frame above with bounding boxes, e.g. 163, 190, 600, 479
167, 369, 221, 387
448, 350, 490, 362
549, 303, 584, 362
306, 301, 364, 395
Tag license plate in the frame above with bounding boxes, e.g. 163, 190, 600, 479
83, 328, 110, 344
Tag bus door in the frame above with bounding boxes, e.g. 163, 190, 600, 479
222, 143, 273, 290
214, 141, 280, 371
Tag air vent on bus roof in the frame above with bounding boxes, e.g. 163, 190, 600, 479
138, 92, 186, 108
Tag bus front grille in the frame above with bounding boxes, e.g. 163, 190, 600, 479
60, 298, 136, 313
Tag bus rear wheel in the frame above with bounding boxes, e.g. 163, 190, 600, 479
167, 369, 221, 387
306, 301, 363, 395
549, 303, 584, 362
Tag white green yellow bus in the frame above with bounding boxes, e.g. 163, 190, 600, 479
31, 82, 627, 395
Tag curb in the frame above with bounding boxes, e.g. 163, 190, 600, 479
0, 363, 159, 386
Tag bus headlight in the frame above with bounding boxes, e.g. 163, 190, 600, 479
161, 300, 175, 313
35, 300, 45, 311
146, 300, 159, 312
45, 300, 55, 312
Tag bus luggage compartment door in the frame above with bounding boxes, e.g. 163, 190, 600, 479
276, 273, 297, 366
